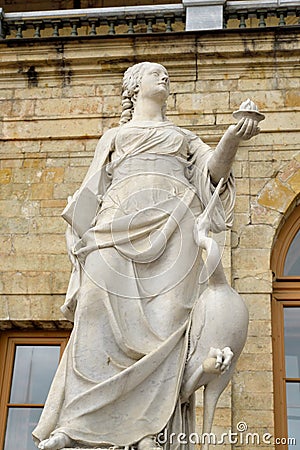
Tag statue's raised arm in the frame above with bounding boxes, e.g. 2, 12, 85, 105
208, 99, 264, 184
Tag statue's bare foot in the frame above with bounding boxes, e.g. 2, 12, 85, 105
38, 433, 73, 450
138, 435, 161, 450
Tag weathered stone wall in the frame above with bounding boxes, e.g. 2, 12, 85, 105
0, 29, 299, 448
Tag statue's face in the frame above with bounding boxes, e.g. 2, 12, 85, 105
137, 63, 170, 102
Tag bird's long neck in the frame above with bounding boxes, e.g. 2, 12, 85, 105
199, 236, 228, 287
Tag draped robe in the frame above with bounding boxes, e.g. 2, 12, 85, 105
33, 121, 235, 449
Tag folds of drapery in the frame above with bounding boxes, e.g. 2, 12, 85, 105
33, 124, 237, 449
60, 126, 235, 322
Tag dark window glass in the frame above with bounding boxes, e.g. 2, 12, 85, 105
4, 345, 61, 450
284, 308, 300, 378
4, 408, 42, 450
284, 230, 300, 276
10, 345, 60, 404
286, 382, 300, 448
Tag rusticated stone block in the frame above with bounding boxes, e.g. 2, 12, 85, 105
2, 117, 102, 140
233, 370, 273, 395
30, 183, 54, 200
41, 167, 65, 183
230, 90, 284, 111
234, 195, 250, 214
0, 217, 29, 234
176, 92, 229, 113
238, 224, 274, 249
236, 352, 273, 372
278, 158, 300, 183
0, 199, 22, 217
250, 203, 283, 227
285, 89, 300, 107
232, 248, 270, 277
13, 234, 66, 255
258, 178, 295, 212
0, 168, 12, 184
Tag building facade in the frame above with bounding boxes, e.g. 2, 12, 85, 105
0, 1, 299, 449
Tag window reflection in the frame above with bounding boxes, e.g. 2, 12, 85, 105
286, 383, 300, 449
284, 308, 300, 378
4, 408, 42, 450
10, 346, 60, 404
284, 230, 300, 276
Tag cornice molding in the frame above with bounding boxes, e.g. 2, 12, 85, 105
0, 29, 299, 86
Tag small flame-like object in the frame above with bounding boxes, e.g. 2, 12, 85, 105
233, 98, 265, 122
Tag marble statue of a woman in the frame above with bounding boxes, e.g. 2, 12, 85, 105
32, 62, 259, 450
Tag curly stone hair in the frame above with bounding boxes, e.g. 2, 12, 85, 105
119, 62, 168, 125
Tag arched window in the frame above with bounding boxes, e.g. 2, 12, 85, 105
271, 205, 300, 449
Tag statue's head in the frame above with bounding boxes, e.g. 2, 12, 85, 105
120, 62, 169, 125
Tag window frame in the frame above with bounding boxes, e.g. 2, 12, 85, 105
272, 206, 300, 282
0, 330, 69, 450
271, 205, 300, 449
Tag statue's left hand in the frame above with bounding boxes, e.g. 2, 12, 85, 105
228, 117, 260, 141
